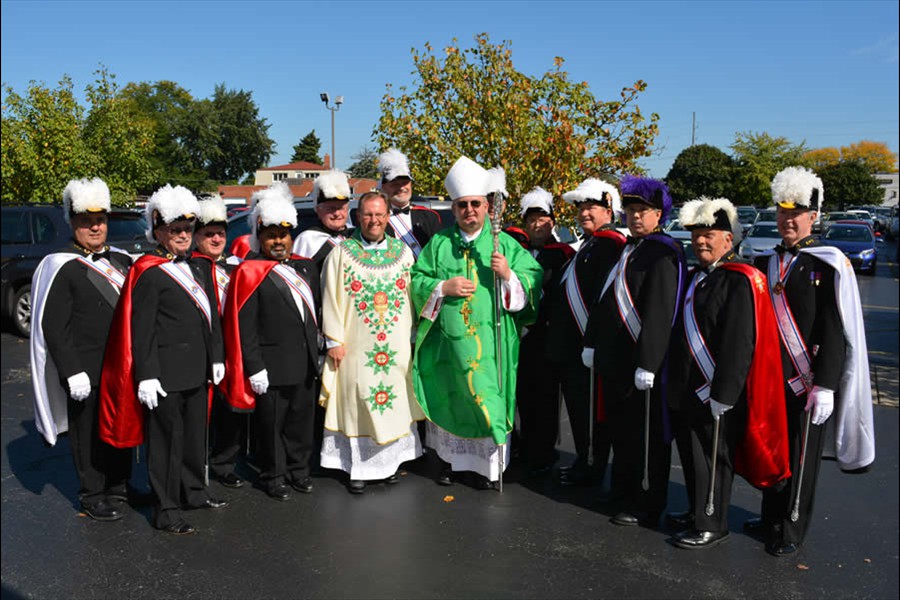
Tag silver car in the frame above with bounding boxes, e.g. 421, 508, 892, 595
737, 221, 781, 260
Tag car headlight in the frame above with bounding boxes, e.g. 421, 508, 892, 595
860, 249, 875, 258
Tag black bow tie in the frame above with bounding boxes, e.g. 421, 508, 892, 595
626, 236, 641, 245
775, 244, 799, 256
392, 206, 410, 216
172, 255, 190, 263
90, 250, 111, 261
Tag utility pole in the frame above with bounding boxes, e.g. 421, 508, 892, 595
691, 112, 696, 146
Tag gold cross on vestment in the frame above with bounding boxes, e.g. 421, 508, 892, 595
460, 301, 473, 326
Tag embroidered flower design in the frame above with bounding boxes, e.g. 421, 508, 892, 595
359, 301, 368, 311
396, 278, 406, 289
350, 280, 362, 292
377, 332, 386, 342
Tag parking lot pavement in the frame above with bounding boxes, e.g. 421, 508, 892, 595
2, 327, 898, 600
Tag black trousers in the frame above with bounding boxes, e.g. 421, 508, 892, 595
605, 379, 671, 517
688, 400, 746, 533
146, 385, 210, 529
66, 389, 131, 505
559, 360, 613, 477
760, 390, 826, 545
670, 407, 695, 514
255, 383, 315, 490
209, 389, 247, 479
516, 333, 561, 466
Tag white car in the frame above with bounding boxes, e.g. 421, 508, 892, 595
737, 221, 781, 260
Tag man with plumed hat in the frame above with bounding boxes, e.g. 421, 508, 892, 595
318, 191, 424, 494
583, 176, 686, 528
30, 177, 133, 521
378, 147, 443, 258
549, 178, 626, 487
667, 197, 790, 549
411, 156, 543, 489
292, 169, 353, 272
514, 187, 574, 476
222, 182, 322, 502
193, 193, 246, 489
747, 167, 874, 556
99, 184, 226, 535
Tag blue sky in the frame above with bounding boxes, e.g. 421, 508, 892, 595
2, 0, 898, 181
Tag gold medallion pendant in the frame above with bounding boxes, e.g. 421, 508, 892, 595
773, 281, 784, 295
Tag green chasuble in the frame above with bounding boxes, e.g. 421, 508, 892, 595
411, 223, 543, 445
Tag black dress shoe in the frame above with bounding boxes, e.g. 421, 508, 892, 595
291, 477, 314, 494
471, 474, 496, 491
611, 511, 660, 528
81, 499, 124, 522
348, 480, 366, 494
743, 517, 780, 539
385, 472, 400, 484
765, 541, 799, 557
437, 468, 453, 486
266, 484, 291, 501
674, 530, 730, 550
219, 473, 244, 489
191, 498, 228, 510
665, 510, 695, 529
161, 520, 196, 535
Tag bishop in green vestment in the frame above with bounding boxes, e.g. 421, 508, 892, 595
410, 157, 542, 483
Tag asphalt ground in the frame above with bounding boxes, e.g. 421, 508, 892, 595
1, 243, 898, 600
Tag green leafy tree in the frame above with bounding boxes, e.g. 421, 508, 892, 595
665, 144, 734, 203
82, 67, 157, 204
291, 130, 323, 164
206, 85, 275, 182
119, 79, 195, 188
375, 33, 659, 224
1, 76, 93, 203
348, 145, 379, 179
730, 131, 809, 206
819, 160, 883, 210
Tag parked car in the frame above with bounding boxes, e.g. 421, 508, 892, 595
1, 204, 149, 337
736, 206, 758, 235
845, 209, 877, 233
664, 219, 698, 267
821, 221, 879, 275
737, 221, 781, 261
754, 208, 778, 223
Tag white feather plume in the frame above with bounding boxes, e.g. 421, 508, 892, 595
562, 178, 621, 215
312, 170, 351, 205
771, 166, 824, 211
679, 197, 743, 244
197, 194, 228, 226
144, 184, 200, 242
378, 148, 411, 181
248, 182, 297, 252
486, 167, 508, 198
519, 187, 554, 217
62, 178, 111, 226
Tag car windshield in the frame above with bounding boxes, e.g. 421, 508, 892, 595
756, 210, 777, 222
737, 208, 757, 223
748, 224, 780, 238
825, 226, 872, 242
825, 212, 851, 221
665, 220, 686, 232
108, 214, 148, 240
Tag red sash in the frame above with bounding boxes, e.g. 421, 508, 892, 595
720, 263, 791, 488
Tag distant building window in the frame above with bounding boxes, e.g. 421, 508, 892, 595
274, 173, 288, 181
876, 179, 893, 185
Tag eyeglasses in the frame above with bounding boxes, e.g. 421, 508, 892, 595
202, 230, 226, 238
167, 224, 194, 235
455, 200, 483, 210
360, 213, 388, 220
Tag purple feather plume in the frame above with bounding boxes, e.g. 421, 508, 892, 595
620, 175, 673, 224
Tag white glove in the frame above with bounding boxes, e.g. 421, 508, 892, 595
249, 369, 269, 396
709, 398, 732, 421
212, 363, 225, 386
806, 385, 834, 426
581, 348, 595, 369
634, 368, 655, 391
67, 372, 91, 402
137, 379, 167, 410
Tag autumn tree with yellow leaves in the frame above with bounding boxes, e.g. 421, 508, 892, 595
374, 33, 659, 224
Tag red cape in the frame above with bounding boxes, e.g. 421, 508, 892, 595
222, 258, 302, 411
98, 254, 168, 448
722, 262, 791, 489
543, 241, 576, 261
229, 234, 251, 260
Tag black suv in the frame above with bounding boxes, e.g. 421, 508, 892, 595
1, 204, 150, 337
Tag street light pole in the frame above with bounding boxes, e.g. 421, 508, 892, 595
320, 92, 343, 169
